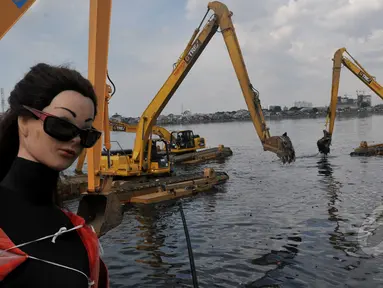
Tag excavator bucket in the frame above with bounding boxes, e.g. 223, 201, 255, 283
77, 178, 123, 237
263, 133, 295, 163
317, 130, 331, 155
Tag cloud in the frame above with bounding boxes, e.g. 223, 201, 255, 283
1, 0, 383, 117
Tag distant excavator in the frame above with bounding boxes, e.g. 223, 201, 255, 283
317, 47, 383, 156
105, 120, 233, 164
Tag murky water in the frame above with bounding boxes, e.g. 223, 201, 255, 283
69, 115, 383, 287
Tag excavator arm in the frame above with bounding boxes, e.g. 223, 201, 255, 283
131, 1, 295, 164
317, 47, 383, 154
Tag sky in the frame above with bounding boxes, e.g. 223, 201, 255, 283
1, 0, 383, 117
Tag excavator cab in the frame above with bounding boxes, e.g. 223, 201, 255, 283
172, 130, 195, 149
170, 130, 205, 154
193, 133, 206, 149
99, 136, 171, 178
146, 138, 170, 171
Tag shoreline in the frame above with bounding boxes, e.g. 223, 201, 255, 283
112, 108, 383, 126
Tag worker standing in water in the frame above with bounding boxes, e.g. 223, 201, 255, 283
0, 63, 109, 288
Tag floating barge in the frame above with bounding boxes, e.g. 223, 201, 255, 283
58, 168, 229, 204
350, 141, 383, 156
101, 145, 233, 166
170, 145, 233, 164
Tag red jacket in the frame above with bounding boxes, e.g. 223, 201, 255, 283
0, 210, 109, 287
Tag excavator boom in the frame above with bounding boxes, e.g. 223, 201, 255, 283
109, 120, 171, 140
317, 47, 383, 154
132, 1, 295, 164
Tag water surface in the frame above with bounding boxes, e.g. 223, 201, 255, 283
70, 115, 383, 287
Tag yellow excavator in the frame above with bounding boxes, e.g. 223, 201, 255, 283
75, 0, 296, 177
317, 47, 383, 156
108, 120, 206, 154
131, 1, 295, 164
95, 1, 296, 173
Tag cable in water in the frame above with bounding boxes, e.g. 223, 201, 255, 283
179, 201, 199, 288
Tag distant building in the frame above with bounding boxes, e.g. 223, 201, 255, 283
294, 101, 312, 108
110, 113, 123, 122
316, 106, 328, 112
269, 105, 282, 112
337, 95, 357, 109
357, 91, 372, 107
182, 109, 192, 116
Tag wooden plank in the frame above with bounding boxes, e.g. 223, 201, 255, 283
130, 189, 193, 204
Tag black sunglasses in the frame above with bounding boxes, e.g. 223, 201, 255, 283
23, 105, 102, 148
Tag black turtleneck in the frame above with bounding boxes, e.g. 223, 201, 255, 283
0, 157, 90, 288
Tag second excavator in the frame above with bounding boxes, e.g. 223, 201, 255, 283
317, 47, 383, 156
109, 121, 207, 154
107, 120, 233, 164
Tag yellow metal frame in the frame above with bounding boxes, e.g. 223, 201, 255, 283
86, 0, 113, 192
